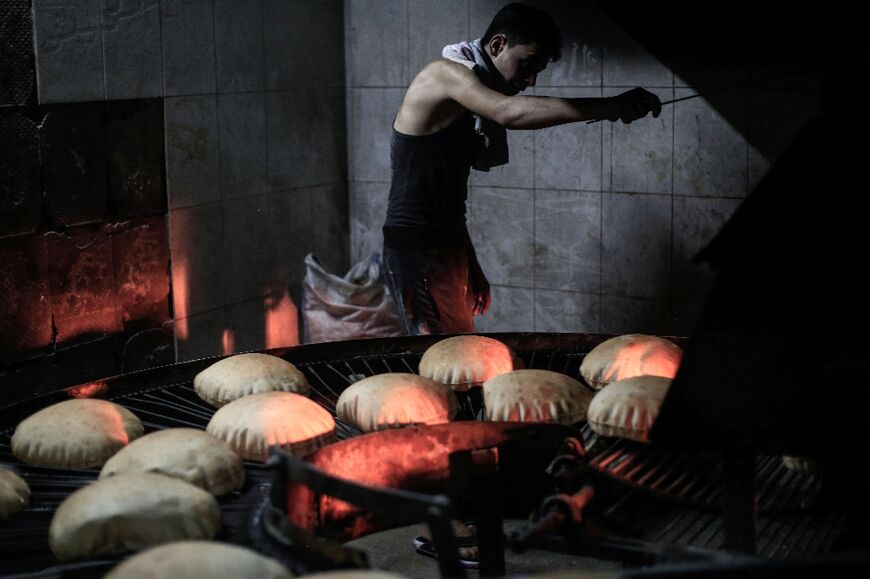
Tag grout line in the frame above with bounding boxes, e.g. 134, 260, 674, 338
211, 0, 219, 94
157, 0, 165, 97
155, 0, 164, 99
467, 0, 470, 39
259, 0, 277, 289
669, 78, 676, 334
531, 115, 537, 332
598, 21, 605, 334
98, 0, 107, 100
261, 0, 268, 92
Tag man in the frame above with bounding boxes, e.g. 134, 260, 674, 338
385, 2, 662, 566
382, 3, 661, 337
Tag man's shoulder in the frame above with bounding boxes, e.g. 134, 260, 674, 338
417, 59, 477, 84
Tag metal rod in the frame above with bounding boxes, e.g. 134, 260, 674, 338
586, 65, 818, 124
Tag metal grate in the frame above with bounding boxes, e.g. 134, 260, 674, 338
0, 335, 853, 575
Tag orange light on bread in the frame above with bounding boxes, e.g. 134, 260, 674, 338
580, 334, 682, 390
11, 399, 144, 469
207, 392, 335, 461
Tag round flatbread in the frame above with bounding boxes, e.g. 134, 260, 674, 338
579, 334, 682, 390
104, 541, 292, 579
419, 335, 523, 391
0, 467, 30, 521
336, 373, 458, 432
193, 352, 309, 407
587, 375, 672, 442
207, 392, 335, 461
49, 472, 220, 561
483, 369, 592, 424
100, 428, 245, 496
11, 399, 144, 469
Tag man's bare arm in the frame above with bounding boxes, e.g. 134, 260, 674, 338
437, 60, 659, 129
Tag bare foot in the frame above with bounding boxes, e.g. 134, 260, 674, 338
418, 519, 477, 562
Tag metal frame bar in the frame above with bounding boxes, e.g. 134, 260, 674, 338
266, 448, 466, 577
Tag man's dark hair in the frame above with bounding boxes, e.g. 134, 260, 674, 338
482, 3, 562, 62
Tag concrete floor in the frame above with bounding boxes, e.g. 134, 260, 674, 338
343, 520, 623, 578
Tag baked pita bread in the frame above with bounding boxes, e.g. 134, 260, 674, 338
587, 375, 672, 442
336, 373, 458, 432
419, 335, 522, 391
194, 352, 309, 407
207, 392, 335, 461
0, 467, 30, 521
483, 369, 592, 424
11, 399, 144, 469
580, 334, 682, 390
104, 541, 292, 579
49, 472, 220, 561
100, 428, 245, 496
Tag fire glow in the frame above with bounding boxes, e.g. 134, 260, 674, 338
172, 258, 189, 340
221, 329, 235, 355
265, 289, 298, 348
67, 381, 108, 399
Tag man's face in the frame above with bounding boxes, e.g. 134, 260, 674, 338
490, 39, 549, 95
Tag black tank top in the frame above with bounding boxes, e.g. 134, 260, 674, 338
383, 114, 477, 250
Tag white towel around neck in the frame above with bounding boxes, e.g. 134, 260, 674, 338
441, 38, 509, 171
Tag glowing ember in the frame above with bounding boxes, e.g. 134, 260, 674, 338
48, 230, 121, 342
283, 422, 580, 538
66, 382, 108, 399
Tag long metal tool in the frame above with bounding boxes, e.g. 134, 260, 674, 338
586, 66, 818, 124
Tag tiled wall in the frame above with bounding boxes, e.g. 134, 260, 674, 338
31, 0, 349, 360
2, 0, 174, 401
346, 0, 822, 337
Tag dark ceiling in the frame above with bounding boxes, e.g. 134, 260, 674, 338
595, 0, 861, 71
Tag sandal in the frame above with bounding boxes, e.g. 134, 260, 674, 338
413, 533, 479, 569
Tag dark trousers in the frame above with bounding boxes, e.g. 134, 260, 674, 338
382, 245, 475, 336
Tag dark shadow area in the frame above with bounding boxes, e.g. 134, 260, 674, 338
592, 0, 862, 161
652, 51, 870, 516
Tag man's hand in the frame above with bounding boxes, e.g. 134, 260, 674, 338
604, 87, 662, 124
469, 261, 491, 316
